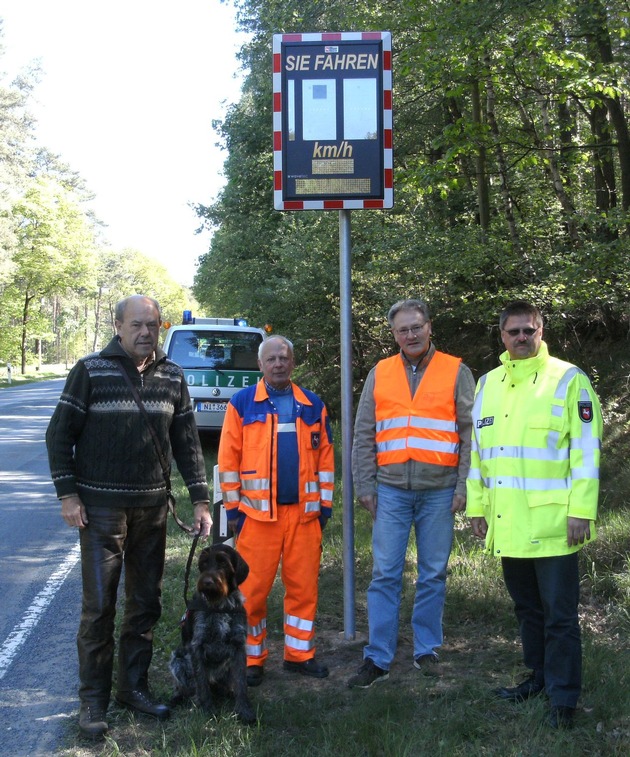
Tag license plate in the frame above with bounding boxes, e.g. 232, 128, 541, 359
196, 401, 228, 413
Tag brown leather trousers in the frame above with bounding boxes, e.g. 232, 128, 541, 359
77, 504, 168, 706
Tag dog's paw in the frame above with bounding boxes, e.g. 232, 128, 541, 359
236, 702, 257, 725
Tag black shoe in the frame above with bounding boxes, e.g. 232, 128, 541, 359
115, 689, 170, 720
347, 658, 389, 689
247, 665, 264, 687
78, 702, 108, 741
494, 673, 544, 702
548, 705, 575, 729
283, 658, 329, 679
413, 654, 441, 677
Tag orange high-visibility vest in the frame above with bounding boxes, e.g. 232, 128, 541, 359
374, 351, 461, 468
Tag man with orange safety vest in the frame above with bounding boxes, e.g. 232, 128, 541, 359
218, 335, 334, 687
348, 299, 475, 689
466, 300, 602, 729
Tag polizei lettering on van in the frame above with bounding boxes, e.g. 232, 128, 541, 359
184, 371, 260, 389
185, 371, 260, 388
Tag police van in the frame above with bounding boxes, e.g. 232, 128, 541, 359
162, 311, 265, 431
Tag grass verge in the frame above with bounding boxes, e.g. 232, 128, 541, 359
54, 345, 630, 756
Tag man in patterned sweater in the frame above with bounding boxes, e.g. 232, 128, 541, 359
46, 295, 211, 741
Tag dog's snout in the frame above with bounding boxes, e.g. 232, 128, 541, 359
198, 570, 230, 599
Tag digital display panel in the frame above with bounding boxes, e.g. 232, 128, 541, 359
273, 32, 393, 210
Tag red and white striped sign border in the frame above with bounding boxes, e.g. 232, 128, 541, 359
273, 31, 393, 211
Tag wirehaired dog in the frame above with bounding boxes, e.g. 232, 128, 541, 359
169, 543, 255, 724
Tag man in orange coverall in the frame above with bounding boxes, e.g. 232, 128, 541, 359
218, 335, 335, 686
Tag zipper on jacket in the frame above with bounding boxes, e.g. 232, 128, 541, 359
269, 411, 275, 520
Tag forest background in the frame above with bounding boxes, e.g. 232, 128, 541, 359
0, 0, 628, 401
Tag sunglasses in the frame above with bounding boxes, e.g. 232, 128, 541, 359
502, 327, 540, 337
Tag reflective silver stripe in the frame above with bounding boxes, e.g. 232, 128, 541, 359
321, 488, 334, 502
555, 367, 581, 400
571, 435, 601, 455
571, 466, 599, 479
241, 478, 269, 490
246, 641, 267, 657
409, 416, 458, 433
407, 437, 459, 454
304, 501, 320, 513
471, 377, 487, 448
377, 439, 407, 452
467, 468, 482, 481
573, 386, 599, 473
319, 471, 334, 484
376, 415, 458, 433
284, 635, 315, 651
219, 470, 240, 484
478, 445, 569, 462
241, 494, 269, 512
305, 481, 319, 494
224, 490, 241, 503
248, 619, 266, 637
376, 438, 460, 453
278, 422, 296, 433
482, 476, 570, 490
376, 416, 408, 432
285, 614, 314, 632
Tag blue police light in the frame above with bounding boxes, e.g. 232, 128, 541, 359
234, 317, 248, 327
182, 310, 193, 324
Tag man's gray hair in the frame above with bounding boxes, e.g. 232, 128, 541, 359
258, 335, 294, 360
115, 295, 162, 323
387, 299, 431, 328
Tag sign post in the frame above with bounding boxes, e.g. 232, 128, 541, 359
273, 31, 392, 639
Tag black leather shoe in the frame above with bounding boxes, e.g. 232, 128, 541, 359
548, 705, 575, 729
115, 689, 170, 720
493, 674, 544, 702
283, 658, 329, 679
79, 702, 108, 740
247, 665, 264, 687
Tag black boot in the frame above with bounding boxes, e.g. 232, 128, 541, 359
79, 701, 108, 740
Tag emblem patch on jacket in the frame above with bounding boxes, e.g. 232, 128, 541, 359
476, 416, 494, 428
311, 432, 320, 449
578, 401, 593, 423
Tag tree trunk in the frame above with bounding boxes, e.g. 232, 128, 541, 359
471, 78, 490, 232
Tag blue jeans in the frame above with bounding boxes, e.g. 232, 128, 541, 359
365, 482, 455, 670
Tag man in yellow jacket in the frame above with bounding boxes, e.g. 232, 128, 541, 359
218, 335, 334, 686
466, 300, 602, 729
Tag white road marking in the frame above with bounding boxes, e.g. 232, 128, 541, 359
0, 542, 81, 680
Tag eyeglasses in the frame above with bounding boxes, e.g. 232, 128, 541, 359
502, 327, 540, 337
394, 322, 427, 338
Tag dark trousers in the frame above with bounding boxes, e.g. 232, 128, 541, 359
77, 504, 168, 706
502, 552, 581, 708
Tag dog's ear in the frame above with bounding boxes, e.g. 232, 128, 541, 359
232, 549, 249, 585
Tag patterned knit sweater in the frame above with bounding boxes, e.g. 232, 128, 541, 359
46, 336, 209, 508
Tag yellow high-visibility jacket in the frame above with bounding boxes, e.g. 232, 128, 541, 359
466, 342, 602, 558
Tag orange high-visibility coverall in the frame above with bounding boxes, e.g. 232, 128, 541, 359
218, 380, 334, 666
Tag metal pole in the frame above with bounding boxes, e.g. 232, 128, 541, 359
339, 209, 355, 639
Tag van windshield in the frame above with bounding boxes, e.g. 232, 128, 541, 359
167, 330, 263, 371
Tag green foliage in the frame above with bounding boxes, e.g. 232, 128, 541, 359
193, 0, 630, 406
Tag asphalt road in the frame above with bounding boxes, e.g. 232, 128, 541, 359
0, 379, 81, 756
